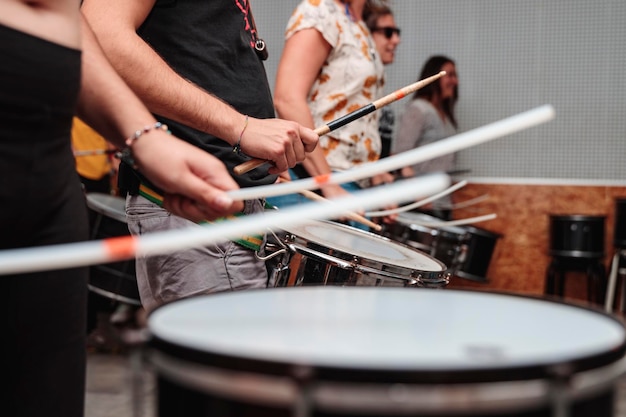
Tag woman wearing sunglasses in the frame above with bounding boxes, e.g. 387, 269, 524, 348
269, 0, 397, 229
364, 4, 401, 158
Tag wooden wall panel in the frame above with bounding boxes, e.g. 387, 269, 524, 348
444, 183, 626, 306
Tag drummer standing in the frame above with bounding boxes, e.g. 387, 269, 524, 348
81, 0, 318, 313
394, 55, 460, 220
267, 0, 397, 229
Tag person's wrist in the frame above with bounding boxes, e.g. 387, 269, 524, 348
232, 115, 249, 155
120, 122, 170, 168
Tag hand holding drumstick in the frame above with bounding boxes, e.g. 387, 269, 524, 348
234, 72, 447, 175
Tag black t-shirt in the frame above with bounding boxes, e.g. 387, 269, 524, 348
127, 0, 277, 188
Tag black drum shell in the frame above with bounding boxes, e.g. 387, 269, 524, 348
549, 215, 605, 259
455, 226, 502, 282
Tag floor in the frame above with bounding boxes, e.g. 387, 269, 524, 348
85, 307, 156, 417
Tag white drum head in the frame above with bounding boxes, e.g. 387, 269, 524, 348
282, 221, 445, 272
149, 287, 626, 381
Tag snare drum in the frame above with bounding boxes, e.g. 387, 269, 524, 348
148, 287, 626, 417
382, 211, 470, 273
85, 192, 140, 305
265, 220, 449, 288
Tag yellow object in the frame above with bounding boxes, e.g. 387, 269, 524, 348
71, 117, 112, 180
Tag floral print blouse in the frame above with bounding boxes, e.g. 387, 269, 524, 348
286, 0, 385, 171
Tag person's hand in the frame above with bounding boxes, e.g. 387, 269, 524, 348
237, 117, 318, 174
370, 172, 396, 187
276, 170, 293, 184
130, 130, 244, 222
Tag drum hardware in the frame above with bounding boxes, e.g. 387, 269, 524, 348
148, 348, 626, 417
256, 229, 296, 287
605, 198, 626, 313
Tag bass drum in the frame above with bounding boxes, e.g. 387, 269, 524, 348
148, 287, 626, 417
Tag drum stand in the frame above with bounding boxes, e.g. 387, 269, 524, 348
545, 256, 606, 305
604, 249, 626, 313
604, 198, 626, 314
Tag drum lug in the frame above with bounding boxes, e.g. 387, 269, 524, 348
415, 271, 451, 288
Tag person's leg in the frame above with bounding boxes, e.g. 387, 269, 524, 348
126, 195, 269, 312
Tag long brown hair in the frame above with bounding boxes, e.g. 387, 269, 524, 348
412, 55, 458, 128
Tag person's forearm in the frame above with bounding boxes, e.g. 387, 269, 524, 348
274, 96, 332, 176
76, 15, 157, 149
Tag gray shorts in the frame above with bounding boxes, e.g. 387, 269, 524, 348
125, 194, 269, 312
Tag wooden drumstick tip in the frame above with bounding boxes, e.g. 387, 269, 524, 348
233, 159, 265, 175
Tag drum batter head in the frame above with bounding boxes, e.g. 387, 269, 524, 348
150, 288, 626, 380
280, 221, 445, 274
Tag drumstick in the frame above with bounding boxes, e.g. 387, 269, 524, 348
227, 105, 556, 202
437, 194, 491, 210
297, 189, 382, 231
233, 71, 447, 175
73, 149, 118, 156
406, 213, 497, 228
0, 104, 555, 276
0, 173, 451, 275
366, 180, 468, 217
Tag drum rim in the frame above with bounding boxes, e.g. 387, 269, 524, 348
148, 287, 626, 385
462, 225, 503, 239
454, 269, 489, 283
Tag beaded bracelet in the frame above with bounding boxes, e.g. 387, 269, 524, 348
232, 115, 249, 155
120, 122, 170, 168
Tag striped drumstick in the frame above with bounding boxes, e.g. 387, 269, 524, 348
233, 71, 446, 175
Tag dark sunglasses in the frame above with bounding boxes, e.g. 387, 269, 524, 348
372, 26, 401, 39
